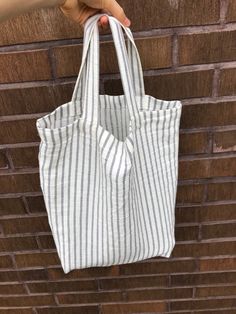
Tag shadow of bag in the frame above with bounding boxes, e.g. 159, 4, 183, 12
36, 13, 182, 274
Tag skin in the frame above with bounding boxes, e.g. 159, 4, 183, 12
0, 0, 131, 29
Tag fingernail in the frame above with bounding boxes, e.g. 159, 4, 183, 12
124, 18, 131, 27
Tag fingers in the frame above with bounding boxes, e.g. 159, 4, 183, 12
100, 14, 108, 29
103, 0, 130, 27
59, 0, 131, 28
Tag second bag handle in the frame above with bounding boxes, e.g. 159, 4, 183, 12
71, 14, 145, 119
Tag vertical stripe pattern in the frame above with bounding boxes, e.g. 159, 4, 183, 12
36, 14, 182, 274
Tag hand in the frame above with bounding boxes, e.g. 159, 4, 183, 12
58, 0, 131, 29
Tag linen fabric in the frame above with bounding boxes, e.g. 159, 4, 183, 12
36, 13, 182, 274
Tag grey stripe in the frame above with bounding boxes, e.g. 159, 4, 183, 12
127, 162, 136, 263
132, 165, 149, 260
111, 96, 119, 140
117, 96, 124, 141
122, 146, 128, 263
47, 131, 61, 258
138, 114, 162, 255
107, 138, 119, 264
115, 143, 124, 263
73, 123, 80, 268
170, 103, 179, 247
160, 109, 174, 250
67, 122, 75, 269
59, 126, 69, 268
132, 126, 153, 259
149, 110, 169, 255
150, 98, 170, 253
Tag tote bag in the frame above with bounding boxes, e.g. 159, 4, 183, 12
36, 13, 182, 274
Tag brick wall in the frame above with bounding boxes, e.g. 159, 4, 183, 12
0, 0, 235, 313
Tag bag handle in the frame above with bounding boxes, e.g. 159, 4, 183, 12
71, 14, 145, 117
126, 28, 145, 96
71, 15, 99, 108
85, 14, 141, 123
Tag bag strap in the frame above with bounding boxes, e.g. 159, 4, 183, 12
81, 14, 143, 124
125, 28, 145, 96
71, 14, 145, 108
71, 15, 99, 107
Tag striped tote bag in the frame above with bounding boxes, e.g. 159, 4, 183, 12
36, 13, 182, 274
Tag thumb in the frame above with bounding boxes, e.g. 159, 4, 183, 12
103, 0, 131, 27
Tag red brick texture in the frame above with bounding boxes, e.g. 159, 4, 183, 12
0, 0, 235, 313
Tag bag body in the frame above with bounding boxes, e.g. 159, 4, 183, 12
36, 14, 182, 274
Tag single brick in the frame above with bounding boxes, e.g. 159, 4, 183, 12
176, 183, 205, 204
15, 252, 60, 268
57, 291, 123, 304
0, 309, 33, 314
101, 301, 167, 314
0, 216, 50, 235
199, 257, 236, 271
0, 118, 38, 145
172, 240, 236, 258
170, 298, 236, 311
38, 234, 56, 250
27, 279, 98, 294
119, 259, 196, 276
0, 50, 51, 83
26, 195, 46, 213
201, 222, 236, 239
0, 173, 40, 194
47, 265, 119, 280
0, 283, 26, 295
179, 132, 209, 154
207, 181, 236, 201
0, 150, 8, 169
181, 101, 236, 128
179, 156, 236, 179
0, 197, 26, 216
99, 275, 168, 290
213, 129, 236, 153
0, 255, 13, 269
125, 287, 193, 301
171, 271, 236, 286
226, 0, 236, 22
179, 30, 236, 65
219, 68, 236, 96
176, 203, 236, 224
175, 225, 199, 241
195, 285, 236, 297
53, 44, 82, 78
0, 295, 55, 307
10, 146, 39, 169
18, 269, 48, 281
36, 306, 99, 314
0, 83, 73, 116
0, 236, 38, 252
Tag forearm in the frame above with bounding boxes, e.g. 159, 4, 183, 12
0, 0, 65, 23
